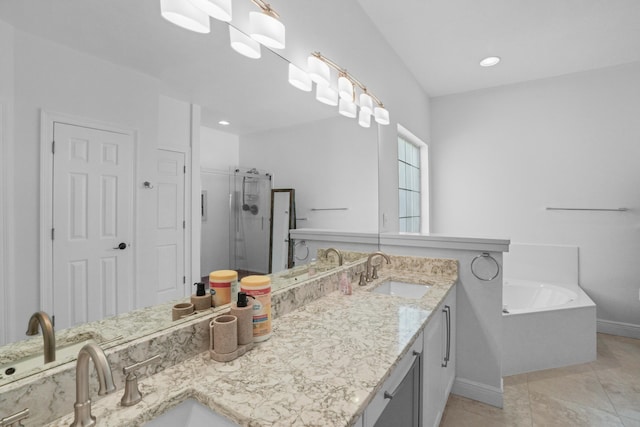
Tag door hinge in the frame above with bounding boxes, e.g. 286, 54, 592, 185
52, 315, 56, 327
183, 276, 186, 284
183, 165, 186, 174
183, 220, 186, 229
51, 228, 55, 240
51, 140, 55, 154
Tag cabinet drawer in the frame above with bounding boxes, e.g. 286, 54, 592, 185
364, 332, 423, 427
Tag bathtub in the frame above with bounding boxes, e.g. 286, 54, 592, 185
502, 278, 596, 376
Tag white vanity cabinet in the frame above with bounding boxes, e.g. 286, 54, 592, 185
422, 287, 456, 427
363, 332, 424, 427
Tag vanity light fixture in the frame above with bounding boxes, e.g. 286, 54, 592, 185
229, 26, 261, 59
316, 84, 339, 106
288, 63, 312, 92
307, 54, 331, 86
338, 98, 357, 118
188, 0, 232, 22
218, 120, 230, 125
249, 0, 285, 49
480, 56, 501, 67
160, 0, 210, 33
290, 52, 390, 128
358, 108, 371, 128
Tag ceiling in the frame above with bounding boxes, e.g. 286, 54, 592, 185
2, 0, 639, 132
357, 0, 640, 97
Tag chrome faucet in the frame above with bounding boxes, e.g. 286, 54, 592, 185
70, 343, 116, 427
325, 247, 344, 266
365, 251, 391, 282
26, 311, 56, 364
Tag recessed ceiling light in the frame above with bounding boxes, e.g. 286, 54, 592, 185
479, 56, 501, 67
218, 120, 230, 126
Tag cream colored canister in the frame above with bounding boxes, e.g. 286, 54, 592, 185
240, 275, 272, 342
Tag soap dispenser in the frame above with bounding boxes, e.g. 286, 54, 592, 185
191, 282, 212, 311
230, 292, 254, 346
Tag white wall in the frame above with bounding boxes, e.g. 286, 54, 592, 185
0, 19, 14, 345
431, 62, 640, 332
239, 116, 378, 232
200, 126, 239, 276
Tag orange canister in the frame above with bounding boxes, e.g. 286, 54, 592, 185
240, 275, 272, 342
209, 270, 238, 307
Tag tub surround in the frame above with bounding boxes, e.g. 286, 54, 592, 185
27, 254, 456, 427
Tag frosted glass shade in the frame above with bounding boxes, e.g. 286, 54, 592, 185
188, 0, 232, 22
249, 11, 285, 49
359, 92, 373, 115
374, 106, 390, 125
338, 98, 357, 118
307, 55, 330, 86
338, 76, 354, 100
316, 84, 338, 106
161, 0, 210, 33
229, 26, 261, 59
358, 109, 371, 128
288, 64, 312, 92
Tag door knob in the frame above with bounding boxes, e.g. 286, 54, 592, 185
113, 243, 127, 250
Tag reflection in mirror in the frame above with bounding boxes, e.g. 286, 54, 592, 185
0, 0, 377, 384
269, 189, 296, 274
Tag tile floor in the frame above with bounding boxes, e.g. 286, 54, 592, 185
440, 333, 640, 426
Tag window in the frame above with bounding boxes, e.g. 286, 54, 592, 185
398, 127, 428, 233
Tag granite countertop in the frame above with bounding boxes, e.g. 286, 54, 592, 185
45, 270, 456, 427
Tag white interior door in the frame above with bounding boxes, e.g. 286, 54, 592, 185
52, 122, 133, 330
155, 149, 186, 303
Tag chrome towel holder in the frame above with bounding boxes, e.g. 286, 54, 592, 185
471, 252, 500, 282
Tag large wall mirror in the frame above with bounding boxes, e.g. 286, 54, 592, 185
0, 0, 378, 382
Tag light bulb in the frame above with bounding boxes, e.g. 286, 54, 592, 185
249, 11, 285, 49
288, 64, 312, 92
188, 0, 232, 22
316, 84, 338, 106
161, 0, 210, 33
307, 55, 330, 86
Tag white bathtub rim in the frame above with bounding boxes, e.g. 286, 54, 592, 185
503, 278, 595, 315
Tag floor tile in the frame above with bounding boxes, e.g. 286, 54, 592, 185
621, 416, 640, 427
529, 391, 624, 427
600, 380, 640, 421
527, 370, 616, 414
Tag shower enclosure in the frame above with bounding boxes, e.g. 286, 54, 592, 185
229, 168, 272, 277
201, 167, 294, 281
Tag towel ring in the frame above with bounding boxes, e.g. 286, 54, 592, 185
294, 240, 309, 261
471, 252, 500, 282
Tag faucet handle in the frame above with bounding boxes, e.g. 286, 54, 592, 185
358, 271, 367, 286
0, 408, 29, 427
120, 354, 161, 407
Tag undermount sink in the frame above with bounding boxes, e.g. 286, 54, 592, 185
371, 281, 430, 299
144, 398, 238, 427
0, 339, 96, 383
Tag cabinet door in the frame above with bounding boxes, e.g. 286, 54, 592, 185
365, 333, 423, 427
422, 307, 443, 427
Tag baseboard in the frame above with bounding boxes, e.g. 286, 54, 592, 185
597, 319, 640, 339
451, 377, 503, 408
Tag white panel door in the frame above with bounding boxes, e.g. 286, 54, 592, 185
52, 122, 133, 330
155, 150, 186, 303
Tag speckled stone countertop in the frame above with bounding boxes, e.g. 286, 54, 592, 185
45, 265, 456, 427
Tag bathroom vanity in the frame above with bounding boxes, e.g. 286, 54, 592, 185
2, 254, 458, 426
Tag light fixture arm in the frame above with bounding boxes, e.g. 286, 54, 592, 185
312, 52, 385, 107
251, 0, 280, 19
